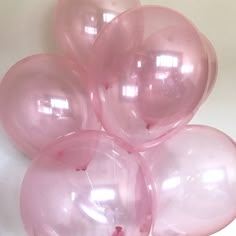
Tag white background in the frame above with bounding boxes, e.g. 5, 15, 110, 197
0, 0, 236, 235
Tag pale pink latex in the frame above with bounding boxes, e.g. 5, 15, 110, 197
201, 34, 218, 100
0, 54, 100, 158
88, 6, 208, 151
56, 0, 140, 68
144, 125, 236, 236
20, 131, 152, 236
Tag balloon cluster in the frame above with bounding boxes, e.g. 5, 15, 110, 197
0, 1, 235, 236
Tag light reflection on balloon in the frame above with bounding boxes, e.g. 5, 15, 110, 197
20, 131, 153, 236
56, 0, 141, 68
144, 125, 236, 236
88, 6, 208, 151
0, 54, 100, 158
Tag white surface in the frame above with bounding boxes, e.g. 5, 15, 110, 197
0, 0, 236, 235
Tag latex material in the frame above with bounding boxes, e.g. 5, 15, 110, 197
88, 6, 208, 151
144, 125, 236, 236
0, 54, 100, 158
56, 0, 140, 68
20, 131, 152, 236
201, 34, 218, 100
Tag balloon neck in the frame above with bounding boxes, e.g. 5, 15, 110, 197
112, 226, 124, 236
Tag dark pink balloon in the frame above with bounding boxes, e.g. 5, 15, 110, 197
20, 131, 152, 236
88, 6, 208, 151
56, 0, 141, 68
0, 54, 100, 158
144, 125, 236, 236
201, 34, 218, 100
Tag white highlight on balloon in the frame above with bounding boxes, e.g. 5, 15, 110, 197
202, 169, 225, 184
90, 188, 116, 202
162, 176, 181, 190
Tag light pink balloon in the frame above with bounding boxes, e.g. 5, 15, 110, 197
20, 131, 152, 236
144, 125, 236, 236
88, 6, 208, 151
201, 34, 218, 100
56, 0, 141, 68
0, 54, 100, 158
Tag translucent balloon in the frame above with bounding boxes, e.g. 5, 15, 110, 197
0, 54, 100, 158
56, 0, 141, 68
88, 6, 208, 151
20, 131, 152, 236
201, 34, 218, 100
144, 125, 236, 236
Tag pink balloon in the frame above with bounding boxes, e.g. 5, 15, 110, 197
0, 54, 100, 158
20, 131, 152, 236
144, 125, 236, 236
88, 6, 208, 151
56, 0, 141, 68
201, 34, 218, 100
